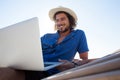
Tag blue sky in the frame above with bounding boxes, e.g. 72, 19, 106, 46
0, 0, 120, 59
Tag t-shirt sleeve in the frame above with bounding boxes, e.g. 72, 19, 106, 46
77, 30, 89, 53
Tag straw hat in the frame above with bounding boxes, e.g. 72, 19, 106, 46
49, 6, 78, 21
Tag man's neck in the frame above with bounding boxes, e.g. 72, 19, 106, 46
57, 29, 71, 44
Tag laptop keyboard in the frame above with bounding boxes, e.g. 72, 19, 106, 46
44, 63, 52, 67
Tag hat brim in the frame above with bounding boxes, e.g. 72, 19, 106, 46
49, 6, 77, 21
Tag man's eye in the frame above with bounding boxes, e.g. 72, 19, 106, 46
61, 18, 65, 21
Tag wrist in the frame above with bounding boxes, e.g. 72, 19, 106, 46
71, 61, 79, 67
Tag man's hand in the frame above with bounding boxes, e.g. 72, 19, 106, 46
55, 59, 74, 71
56, 59, 97, 71
73, 59, 97, 65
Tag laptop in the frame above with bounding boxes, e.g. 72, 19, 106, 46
0, 17, 62, 71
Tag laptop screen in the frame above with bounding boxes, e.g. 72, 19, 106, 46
0, 17, 45, 71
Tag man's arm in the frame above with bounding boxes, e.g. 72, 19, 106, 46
79, 52, 88, 60
72, 52, 96, 66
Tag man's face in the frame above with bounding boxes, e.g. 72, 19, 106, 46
55, 13, 70, 33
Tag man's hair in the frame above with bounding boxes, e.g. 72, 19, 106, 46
53, 11, 77, 30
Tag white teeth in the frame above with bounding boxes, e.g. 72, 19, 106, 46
57, 26, 62, 31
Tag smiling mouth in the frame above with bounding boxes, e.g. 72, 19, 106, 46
58, 25, 63, 31
60, 25, 63, 28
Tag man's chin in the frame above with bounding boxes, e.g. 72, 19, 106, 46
58, 28, 69, 33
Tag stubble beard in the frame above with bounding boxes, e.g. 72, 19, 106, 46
59, 27, 69, 33
57, 25, 70, 33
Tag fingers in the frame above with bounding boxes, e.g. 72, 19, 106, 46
58, 59, 68, 63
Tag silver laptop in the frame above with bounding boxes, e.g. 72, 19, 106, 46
0, 17, 62, 71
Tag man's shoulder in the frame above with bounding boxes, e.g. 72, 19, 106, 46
73, 29, 85, 34
44, 33, 57, 36
41, 32, 58, 39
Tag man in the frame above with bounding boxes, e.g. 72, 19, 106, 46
25, 6, 90, 80
0, 6, 90, 80
0, 6, 93, 80
41, 6, 89, 72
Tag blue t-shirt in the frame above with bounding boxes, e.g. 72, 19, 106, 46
41, 29, 89, 62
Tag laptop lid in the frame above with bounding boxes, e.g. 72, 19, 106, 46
0, 17, 62, 71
